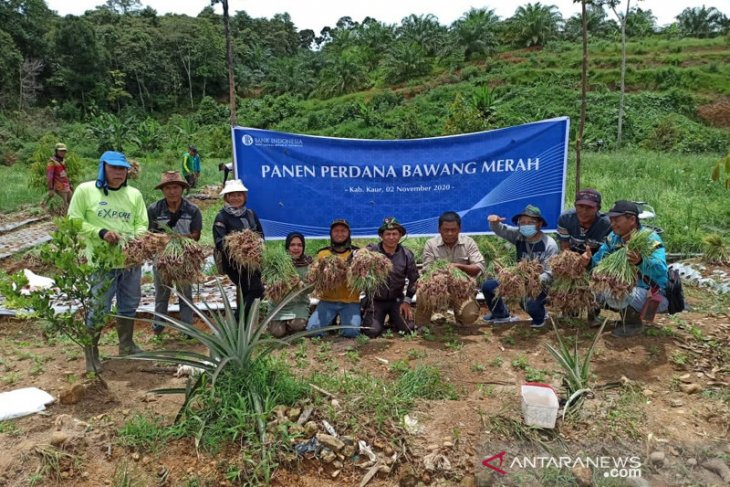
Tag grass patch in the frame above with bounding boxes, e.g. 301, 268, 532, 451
310, 364, 457, 432
0, 421, 21, 436
605, 385, 647, 440
117, 414, 177, 453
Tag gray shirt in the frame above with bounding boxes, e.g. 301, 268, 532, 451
490, 221, 558, 284
422, 234, 486, 273
147, 198, 202, 236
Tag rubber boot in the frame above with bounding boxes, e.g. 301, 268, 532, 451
116, 317, 143, 356
612, 306, 644, 338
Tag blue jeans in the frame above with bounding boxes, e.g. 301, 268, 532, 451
598, 287, 668, 313
154, 270, 193, 329
86, 267, 141, 328
306, 301, 361, 338
481, 279, 548, 325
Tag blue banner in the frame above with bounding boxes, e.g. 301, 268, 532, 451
232, 118, 568, 239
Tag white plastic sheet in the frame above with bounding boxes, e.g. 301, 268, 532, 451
0, 387, 55, 420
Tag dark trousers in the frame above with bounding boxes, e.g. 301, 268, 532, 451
230, 271, 263, 323
185, 173, 198, 189
481, 279, 548, 326
362, 299, 415, 338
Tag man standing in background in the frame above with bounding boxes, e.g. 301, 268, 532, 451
182, 145, 201, 191
42, 142, 73, 211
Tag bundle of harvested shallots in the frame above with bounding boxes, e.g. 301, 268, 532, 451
347, 248, 392, 296
308, 254, 348, 295
156, 236, 206, 286
122, 232, 168, 267
496, 259, 544, 300
262, 245, 301, 303
223, 229, 263, 271
591, 228, 658, 301
417, 259, 475, 313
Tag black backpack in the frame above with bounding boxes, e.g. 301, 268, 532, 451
665, 267, 686, 314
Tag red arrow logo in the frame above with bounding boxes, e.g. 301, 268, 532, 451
482, 451, 507, 475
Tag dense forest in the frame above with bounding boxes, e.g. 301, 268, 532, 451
0, 0, 728, 163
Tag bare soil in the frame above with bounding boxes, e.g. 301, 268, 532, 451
0, 267, 728, 486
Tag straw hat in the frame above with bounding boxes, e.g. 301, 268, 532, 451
154, 171, 189, 190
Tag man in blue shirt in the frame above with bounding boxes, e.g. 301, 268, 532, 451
583, 200, 668, 337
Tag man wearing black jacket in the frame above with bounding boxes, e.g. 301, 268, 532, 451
362, 217, 419, 337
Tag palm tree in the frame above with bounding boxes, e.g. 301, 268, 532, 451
506, 2, 563, 48
316, 48, 369, 98
564, 5, 618, 40
451, 8, 500, 60
381, 41, 431, 84
625, 8, 657, 37
676, 6, 727, 38
397, 14, 448, 57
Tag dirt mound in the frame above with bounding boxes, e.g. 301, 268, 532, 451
697, 100, 730, 127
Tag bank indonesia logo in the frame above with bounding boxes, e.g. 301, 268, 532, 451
242, 134, 254, 146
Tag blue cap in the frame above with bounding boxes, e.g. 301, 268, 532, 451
100, 151, 131, 169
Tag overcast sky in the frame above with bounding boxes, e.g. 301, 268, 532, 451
46, 0, 730, 33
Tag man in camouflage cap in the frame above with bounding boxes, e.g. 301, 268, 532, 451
362, 217, 419, 337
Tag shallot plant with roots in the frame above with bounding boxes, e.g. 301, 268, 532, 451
591, 228, 658, 301
347, 248, 392, 296
156, 236, 206, 286
308, 254, 348, 295
224, 229, 263, 272
261, 245, 301, 303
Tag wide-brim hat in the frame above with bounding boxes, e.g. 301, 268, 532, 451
55, 143, 68, 152
511, 204, 547, 226
100, 150, 131, 169
220, 179, 248, 196
378, 216, 407, 236
155, 170, 189, 190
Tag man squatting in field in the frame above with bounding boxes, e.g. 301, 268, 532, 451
556, 188, 612, 325
306, 219, 362, 338
483, 205, 558, 329
420, 211, 485, 325
582, 200, 668, 338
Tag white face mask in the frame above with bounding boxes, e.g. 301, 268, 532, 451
519, 224, 538, 238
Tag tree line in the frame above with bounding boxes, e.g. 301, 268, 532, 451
0, 0, 728, 118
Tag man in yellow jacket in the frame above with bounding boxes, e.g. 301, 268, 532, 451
67, 151, 148, 371
306, 219, 361, 338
